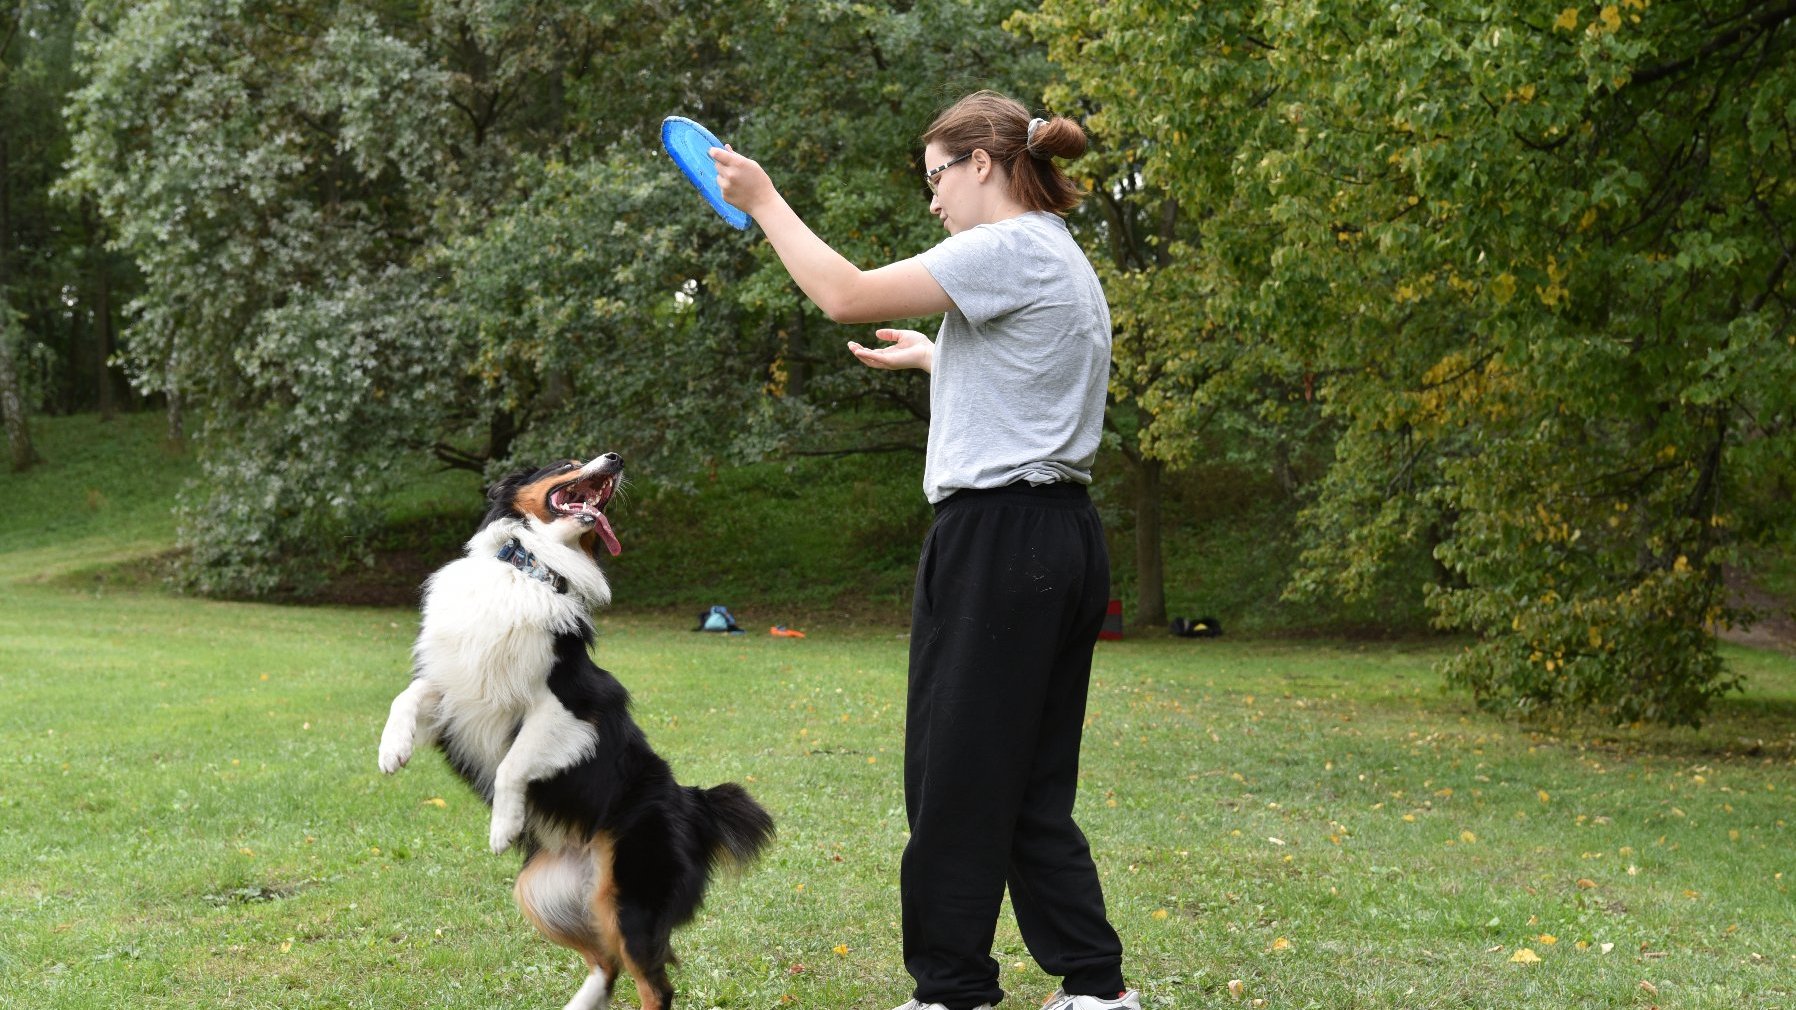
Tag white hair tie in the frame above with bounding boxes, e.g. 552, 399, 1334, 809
1026, 117, 1050, 158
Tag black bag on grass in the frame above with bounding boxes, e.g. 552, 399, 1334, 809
1170, 615, 1223, 639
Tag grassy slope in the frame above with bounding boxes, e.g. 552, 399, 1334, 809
0, 412, 1432, 633
3, 414, 1794, 1008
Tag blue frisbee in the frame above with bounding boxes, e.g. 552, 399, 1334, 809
660, 116, 751, 230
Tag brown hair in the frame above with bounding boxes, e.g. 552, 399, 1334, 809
921, 90, 1088, 215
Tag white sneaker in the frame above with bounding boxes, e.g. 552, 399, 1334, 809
1041, 990, 1141, 1010
889, 1001, 993, 1010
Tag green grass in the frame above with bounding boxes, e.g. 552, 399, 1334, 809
4, 415, 1795, 1008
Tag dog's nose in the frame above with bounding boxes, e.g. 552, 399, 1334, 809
599, 453, 621, 465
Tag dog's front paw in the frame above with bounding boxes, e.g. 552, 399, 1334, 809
489, 802, 525, 854
377, 734, 413, 775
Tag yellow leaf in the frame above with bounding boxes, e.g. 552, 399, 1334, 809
1461, 830, 1478, 844
1271, 936, 1293, 951
423, 796, 447, 808
833, 944, 849, 956
1538, 790, 1552, 804
1539, 934, 1559, 945
1577, 878, 1598, 889
1152, 909, 1170, 920
1553, 8, 1579, 30
1510, 948, 1542, 963
1600, 5, 1622, 30
1228, 979, 1246, 999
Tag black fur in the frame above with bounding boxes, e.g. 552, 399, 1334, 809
437, 619, 774, 986
479, 461, 577, 527
392, 456, 772, 1009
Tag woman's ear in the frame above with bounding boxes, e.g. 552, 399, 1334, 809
971, 148, 992, 179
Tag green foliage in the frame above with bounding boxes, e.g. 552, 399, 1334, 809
1028, 0, 1796, 726
59, 0, 1051, 596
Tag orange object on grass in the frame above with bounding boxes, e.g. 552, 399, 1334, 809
769, 626, 806, 638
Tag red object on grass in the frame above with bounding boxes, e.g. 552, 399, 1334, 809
1098, 599, 1124, 641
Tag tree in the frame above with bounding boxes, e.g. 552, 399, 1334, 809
0, 293, 41, 470
1031, 0, 1795, 725
62, 0, 1055, 595
2, 0, 132, 426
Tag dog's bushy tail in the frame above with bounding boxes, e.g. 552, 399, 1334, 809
696, 782, 775, 869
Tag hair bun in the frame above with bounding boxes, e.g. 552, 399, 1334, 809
1026, 115, 1089, 161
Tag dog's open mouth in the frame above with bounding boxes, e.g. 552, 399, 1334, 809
550, 469, 621, 557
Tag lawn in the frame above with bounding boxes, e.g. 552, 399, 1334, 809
2, 416, 1794, 1008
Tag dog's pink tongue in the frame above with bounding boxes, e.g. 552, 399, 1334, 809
594, 512, 622, 556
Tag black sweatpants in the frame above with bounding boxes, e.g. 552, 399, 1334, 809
902, 483, 1125, 1009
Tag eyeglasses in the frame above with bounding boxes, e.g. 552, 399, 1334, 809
924, 152, 971, 194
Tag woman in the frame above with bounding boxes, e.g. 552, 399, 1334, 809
713, 91, 1137, 1010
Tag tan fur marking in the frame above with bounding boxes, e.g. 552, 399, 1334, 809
511, 463, 580, 524
587, 833, 624, 979
626, 959, 672, 1010
514, 846, 606, 966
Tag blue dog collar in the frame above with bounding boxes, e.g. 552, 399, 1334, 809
497, 538, 568, 594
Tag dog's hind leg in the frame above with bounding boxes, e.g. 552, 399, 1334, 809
516, 840, 623, 1010
615, 901, 677, 1010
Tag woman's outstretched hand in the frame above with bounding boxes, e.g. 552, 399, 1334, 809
710, 145, 775, 218
848, 328, 934, 374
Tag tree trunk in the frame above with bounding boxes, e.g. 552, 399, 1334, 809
165, 386, 184, 446
87, 199, 121, 421
1132, 454, 1167, 627
0, 125, 41, 468
1, 302, 42, 472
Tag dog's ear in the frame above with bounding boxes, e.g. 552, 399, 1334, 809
478, 469, 534, 530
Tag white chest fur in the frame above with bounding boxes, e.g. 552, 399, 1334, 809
412, 538, 594, 791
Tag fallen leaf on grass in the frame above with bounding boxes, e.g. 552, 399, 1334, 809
1271, 937, 1293, 951
1228, 979, 1246, 999
1510, 948, 1542, 964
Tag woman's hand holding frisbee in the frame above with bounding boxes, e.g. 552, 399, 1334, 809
848, 328, 934, 374
710, 146, 775, 218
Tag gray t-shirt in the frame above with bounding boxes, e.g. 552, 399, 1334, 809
914, 211, 1111, 504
